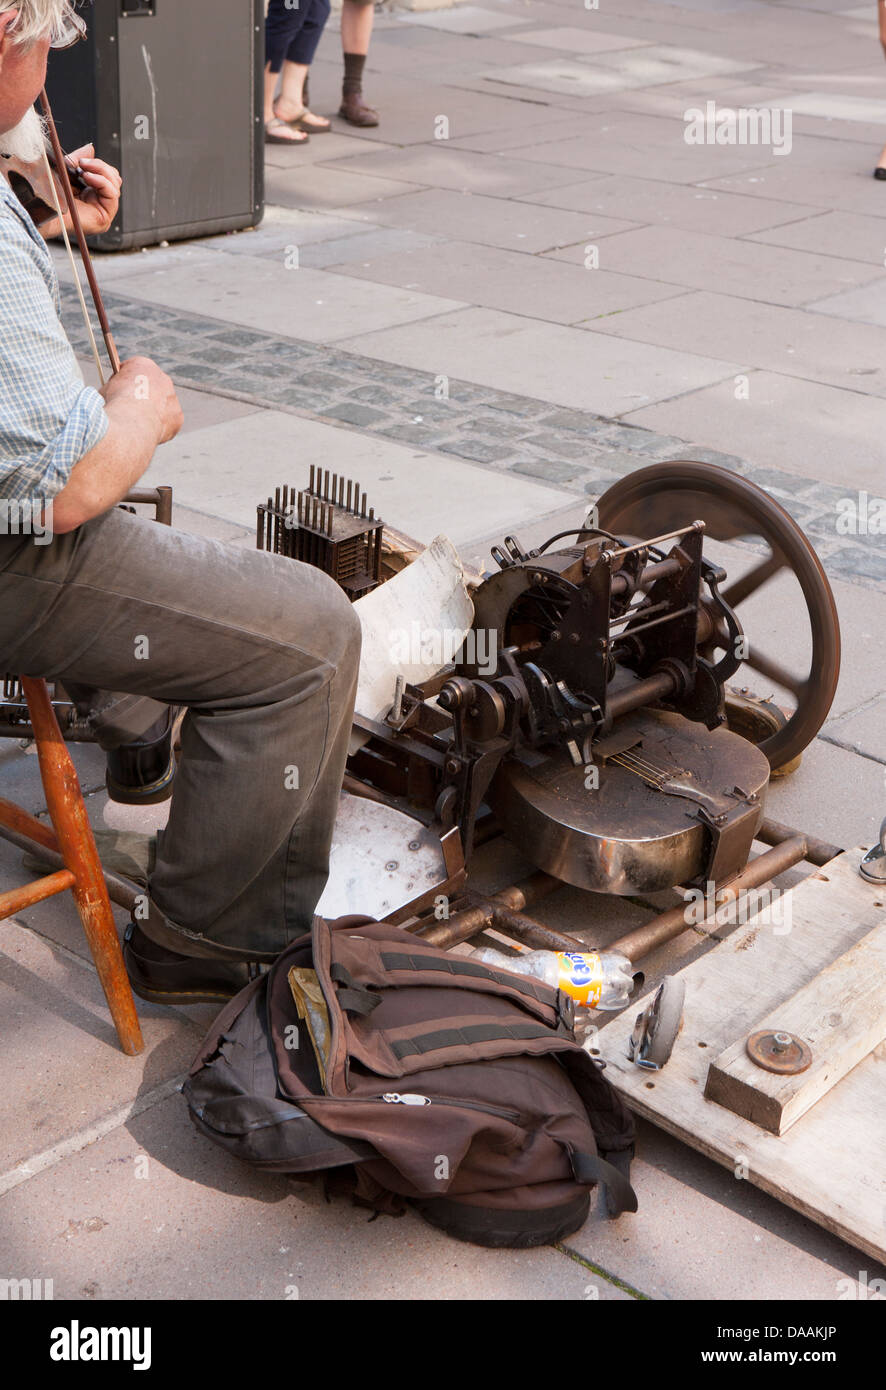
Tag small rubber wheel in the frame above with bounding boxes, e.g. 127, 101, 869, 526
645, 977, 686, 1068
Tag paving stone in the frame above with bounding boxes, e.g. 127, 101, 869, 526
533, 408, 612, 434
106, 259, 465, 346
826, 544, 886, 586
324, 402, 391, 427
586, 289, 886, 399
335, 187, 622, 254
0, 918, 201, 1177
701, 158, 886, 216
533, 172, 815, 235
824, 695, 886, 762
333, 240, 686, 324
567, 1119, 877, 1302
142, 411, 566, 548
438, 438, 515, 464
264, 164, 422, 210
323, 146, 594, 200
346, 383, 409, 407
624, 370, 886, 494
513, 457, 587, 485
297, 227, 445, 269
811, 279, 886, 330
337, 306, 741, 416
747, 209, 886, 264
500, 25, 654, 56
658, 445, 750, 473
591, 224, 880, 309
400, 6, 537, 35
0, 1092, 633, 1300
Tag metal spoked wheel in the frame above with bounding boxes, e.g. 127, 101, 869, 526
596, 461, 841, 771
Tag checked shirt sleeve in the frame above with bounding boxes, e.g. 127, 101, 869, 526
0, 199, 109, 504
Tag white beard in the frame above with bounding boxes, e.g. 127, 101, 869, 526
0, 106, 49, 165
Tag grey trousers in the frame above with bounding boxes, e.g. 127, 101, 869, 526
0, 508, 361, 961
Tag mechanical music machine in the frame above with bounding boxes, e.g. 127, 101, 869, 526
255, 460, 845, 1068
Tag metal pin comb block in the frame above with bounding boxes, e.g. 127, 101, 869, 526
256, 473, 384, 600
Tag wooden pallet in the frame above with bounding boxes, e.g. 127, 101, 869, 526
601, 848, 886, 1264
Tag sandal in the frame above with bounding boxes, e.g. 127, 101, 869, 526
265, 117, 309, 146
275, 102, 331, 134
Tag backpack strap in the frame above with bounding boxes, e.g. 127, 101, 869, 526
330, 963, 382, 1017
571, 1149, 638, 1217
378, 949, 562, 1022
389, 1018, 556, 1062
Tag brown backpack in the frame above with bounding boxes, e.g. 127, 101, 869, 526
185, 915, 637, 1248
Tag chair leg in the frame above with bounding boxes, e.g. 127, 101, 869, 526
21, 678, 144, 1056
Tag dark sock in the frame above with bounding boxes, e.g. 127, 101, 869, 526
343, 52, 366, 95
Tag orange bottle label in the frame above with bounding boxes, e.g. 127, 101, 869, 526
556, 952, 603, 1007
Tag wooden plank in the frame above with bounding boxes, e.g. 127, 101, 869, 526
600, 849, 886, 1263
704, 922, 886, 1134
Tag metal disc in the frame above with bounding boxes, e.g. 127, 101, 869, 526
317, 792, 447, 920
746, 1029, 812, 1075
489, 707, 769, 894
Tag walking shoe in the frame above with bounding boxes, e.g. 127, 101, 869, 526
338, 91, 379, 127
123, 924, 253, 1006
105, 707, 179, 807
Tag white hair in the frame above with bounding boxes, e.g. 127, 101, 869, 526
1, 0, 77, 48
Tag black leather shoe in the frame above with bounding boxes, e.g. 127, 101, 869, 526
123, 923, 252, 1005
105, 707, 178, 806
875, 167, 886, 180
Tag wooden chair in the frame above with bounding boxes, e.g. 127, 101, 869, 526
0, 677, 143, 1055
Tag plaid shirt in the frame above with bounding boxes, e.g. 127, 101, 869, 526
0, 176, 108, 503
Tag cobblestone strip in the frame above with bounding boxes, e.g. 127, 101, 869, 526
61, 286, 885, 592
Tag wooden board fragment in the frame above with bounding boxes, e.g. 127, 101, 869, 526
600, 849, 886, 1263
704, 922, 886, 1135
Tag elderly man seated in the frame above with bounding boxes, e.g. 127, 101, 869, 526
0, 0, 361, 1002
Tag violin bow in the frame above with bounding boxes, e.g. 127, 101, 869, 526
38, 88, 120, 379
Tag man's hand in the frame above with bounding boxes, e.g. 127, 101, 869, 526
64, 144, 122, 236
51, 357, 183, 534
102, 357, 184, 446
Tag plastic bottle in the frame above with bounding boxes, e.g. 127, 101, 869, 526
474, 947, 635, 1012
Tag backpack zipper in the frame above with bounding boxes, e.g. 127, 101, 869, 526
381, 1093, 521, 1122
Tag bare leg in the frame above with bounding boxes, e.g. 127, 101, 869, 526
275, 60, 331, 132
264, 62, 308, 143
342, 0, 374, 54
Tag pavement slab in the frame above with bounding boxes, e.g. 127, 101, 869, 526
746, 208, 886, 263
89, 256, 466, 345
0, 919, 200, 1181
534, 172, 819, 235
338, 305, 742, 415
581, 289, 886, 400
0, 1094, 634, 1301
336, 186, 629, 252
141, 411, 567, 547
578, 224, 881, 308
811, 279, 886, 329
321, 145, 587, 198
623, 369, 886, 492
330, 239, 687, 324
